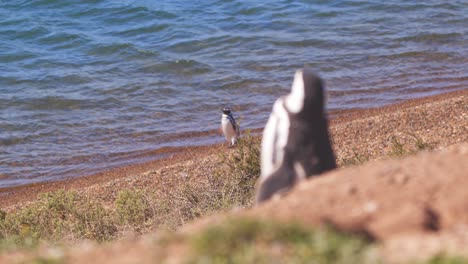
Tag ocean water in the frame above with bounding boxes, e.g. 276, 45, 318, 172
0, 0, 467, 188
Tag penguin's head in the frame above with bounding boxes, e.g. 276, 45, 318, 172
285, 68, 324, 117
222, 107, 232, 115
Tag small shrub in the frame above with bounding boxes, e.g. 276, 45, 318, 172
390, 136, 406, 157
0, 190, 117, 244
150, 181, 214, 229
340, 149, 368, 167
176, 183, 207, 220
388, 134, 434, 159
73, 199, 117, 241
410, 133, 433, 152
228, 132, 261, 178
219, 132, 261, 206
115, 189, 154, 232
2, 190, 78, 241
0, 209, 6, 222
151, 133, 261, 229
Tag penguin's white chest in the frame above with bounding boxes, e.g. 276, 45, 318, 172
261, 98, 290, 179
221, 117, 236, 138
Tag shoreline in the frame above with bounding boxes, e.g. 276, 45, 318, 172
1, 88, 466, 208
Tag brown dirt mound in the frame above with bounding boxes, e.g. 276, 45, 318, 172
244, 143, 468, 261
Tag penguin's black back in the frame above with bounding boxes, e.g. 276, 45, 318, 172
297, 68, 325, 120
286, 111, 336, 176
285, 68, 336, 175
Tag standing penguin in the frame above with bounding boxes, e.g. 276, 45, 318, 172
221, 107, 240, 147
256, 68, 336, 203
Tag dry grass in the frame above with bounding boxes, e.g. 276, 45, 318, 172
0, 133, 262, 250
150, 132, 261, 229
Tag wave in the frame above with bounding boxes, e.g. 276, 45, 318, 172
0, 26, 49, 40
68, 5, 177, 22
16, 96, 121, 111
114, 24, 170, 37
268, 38, 334, 48
397, 32, 463, 44
0, 52, 37, 63
382, 51, 455, 61
140, 59, 212, 76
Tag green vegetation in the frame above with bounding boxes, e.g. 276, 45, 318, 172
339, 148, 369, 167
115, 189, 155, 232
389, 134, 434, 157
26, 256, 65, 264
389, 136, 406, 157
411, 133, 434, 152
174, 218, 468, 264
168, 217, 378, 264
339, 133, 434, 167
150, 132, 261, 229
0, 190, 117, 248
415, 255, 468, 264
215, 132, 261, 207
0, 133, 262, 251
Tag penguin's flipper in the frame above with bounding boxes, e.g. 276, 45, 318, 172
235, 123, 240, 137
227, 114, 241, 138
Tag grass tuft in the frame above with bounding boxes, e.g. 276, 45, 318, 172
115, 189, 154, 232
155, 132, 261, 229
389, 134, 433, 158
415, 255, 468, 264
0, 209, 6, 222
390, 136, 406, 157
339, 148, 368, 167
187, 217, 377, 264
217, 131, 261, 206
26, 256, 65, 264
410, 133, 434, 152
0, 190, 117, 245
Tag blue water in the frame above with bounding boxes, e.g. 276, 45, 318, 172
0, 0, 467, 188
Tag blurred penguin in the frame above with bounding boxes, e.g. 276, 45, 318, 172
221, 107, 240, 147
256, 68, 336, 203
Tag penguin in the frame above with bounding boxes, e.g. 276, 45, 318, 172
256, 68, 336, 203
221, 107, 240, 147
